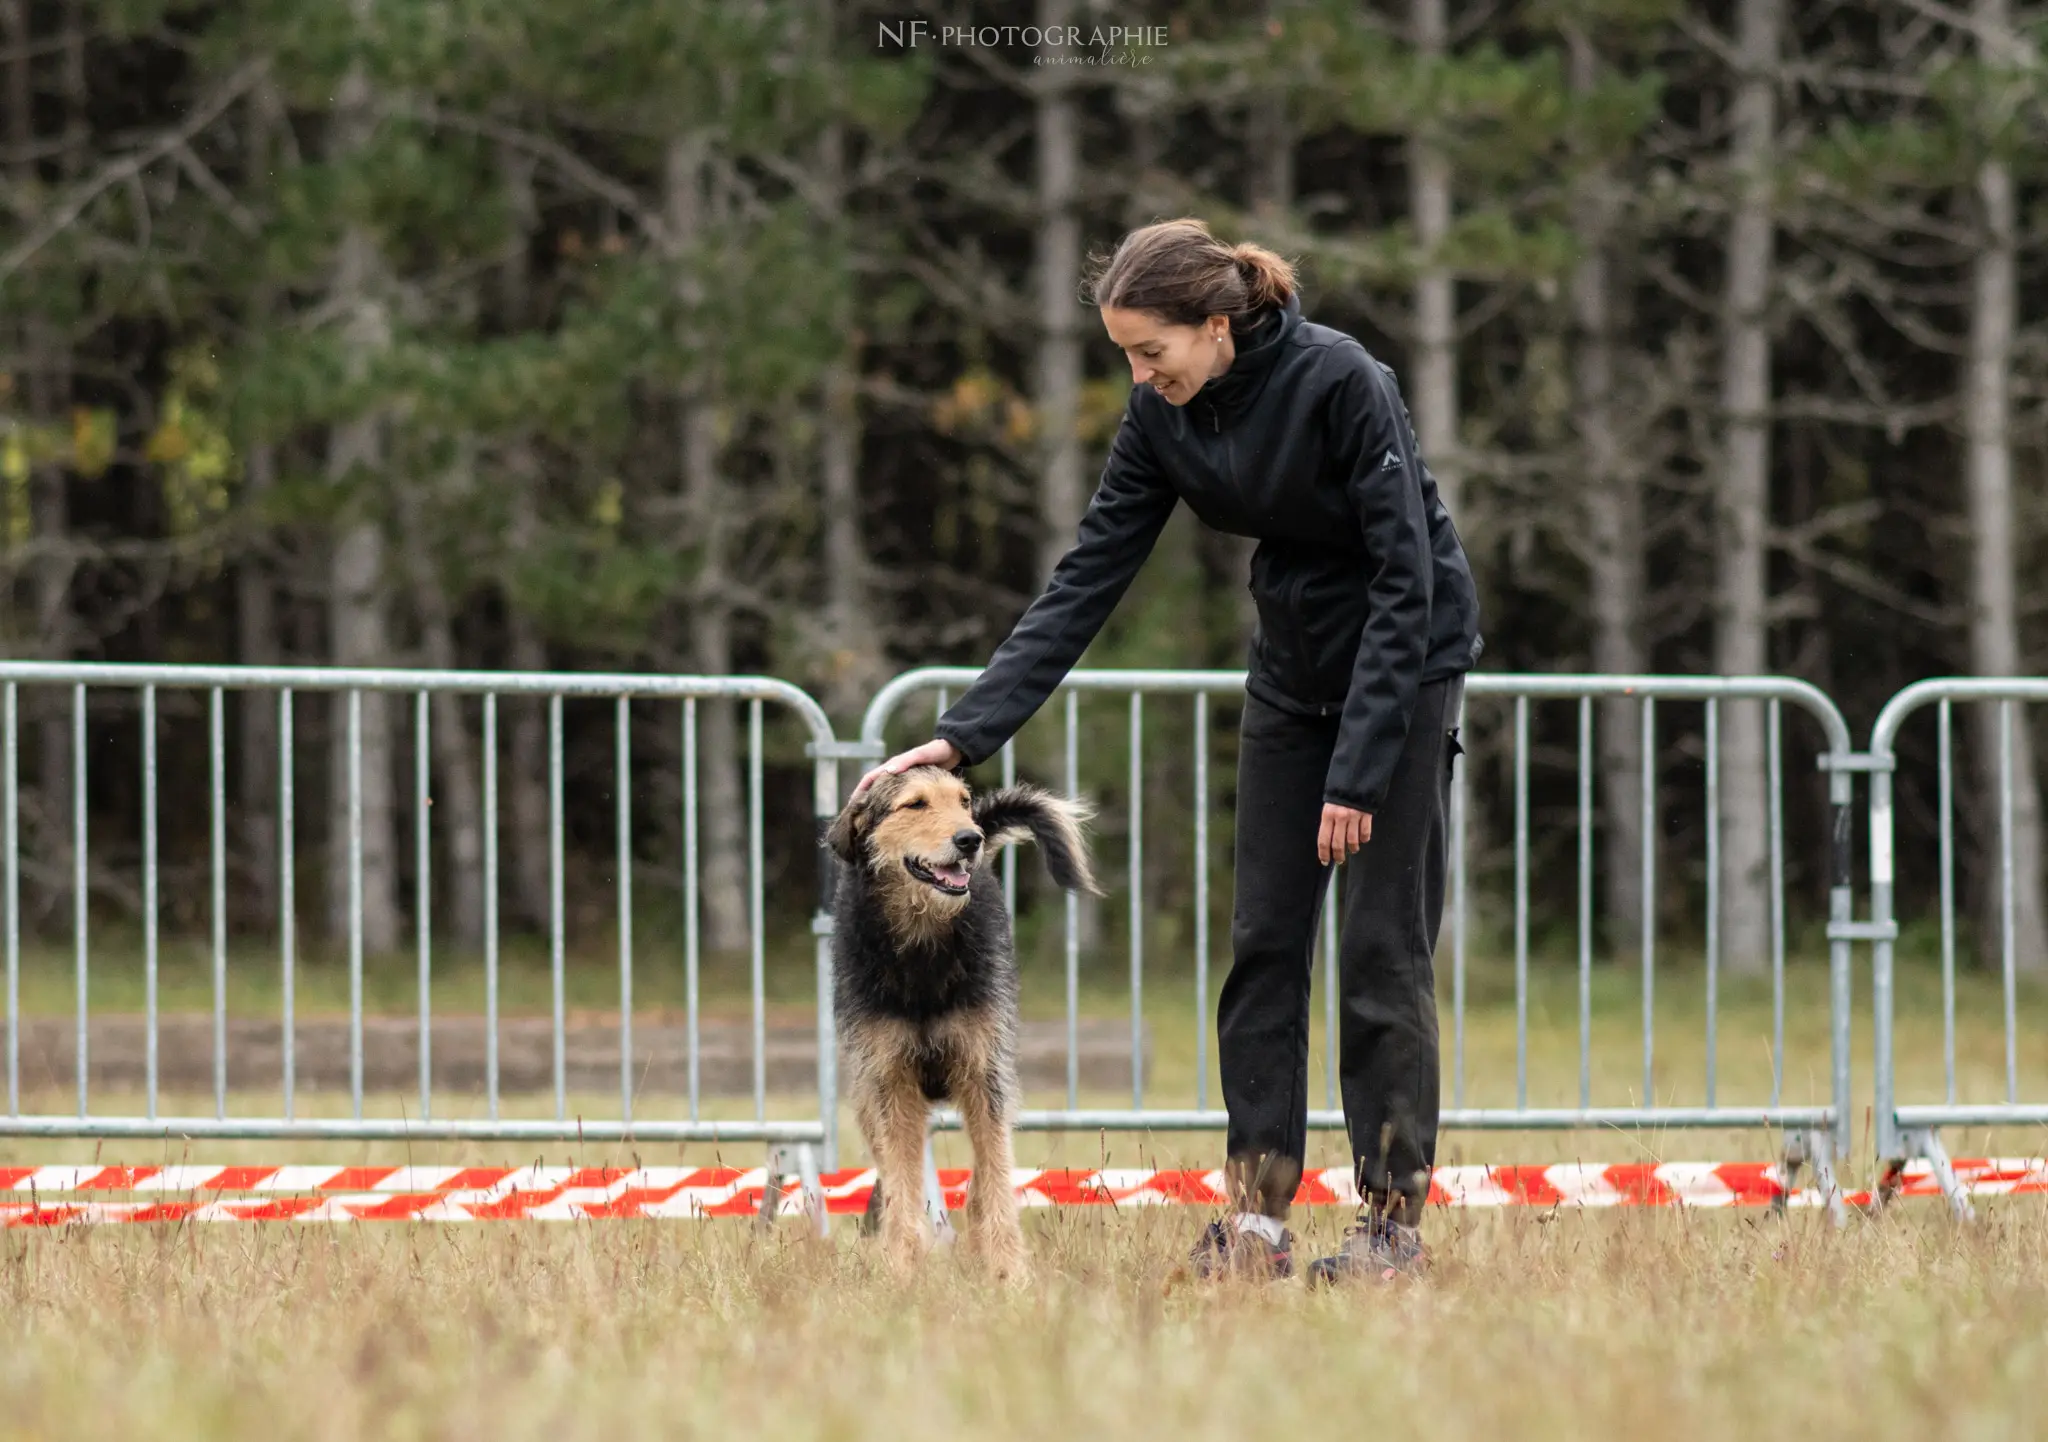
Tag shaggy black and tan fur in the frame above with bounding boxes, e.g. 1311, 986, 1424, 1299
827, 765, 1100, 1281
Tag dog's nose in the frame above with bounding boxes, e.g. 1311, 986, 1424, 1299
953, 829, 983, 856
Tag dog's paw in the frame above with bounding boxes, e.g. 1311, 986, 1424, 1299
976, 1229, 1031, 1288
882, 1228, 930, 1279
985, 1254, 1032, 1289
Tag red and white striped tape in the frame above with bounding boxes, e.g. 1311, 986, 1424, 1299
1, 1160, 2042, 1226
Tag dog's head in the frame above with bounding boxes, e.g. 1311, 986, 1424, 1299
827, 765, 986, 912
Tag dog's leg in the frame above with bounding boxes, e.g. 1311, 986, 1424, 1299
955, 1060, 1028, 1284
861, 1062, 934, 1278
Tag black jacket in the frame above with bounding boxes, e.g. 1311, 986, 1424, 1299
933, 292, 1483, 815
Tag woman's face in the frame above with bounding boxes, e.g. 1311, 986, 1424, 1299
1099, 306, 1231, 406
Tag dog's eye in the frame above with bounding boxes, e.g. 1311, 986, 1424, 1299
902, 799, 927, 810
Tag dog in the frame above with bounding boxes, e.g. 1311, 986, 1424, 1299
826, 764, 1101, 1281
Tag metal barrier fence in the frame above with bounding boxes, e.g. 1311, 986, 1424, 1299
0, 663, 843, 1199
1869, 681, 2048, 1218
16, 658, 2048, 1228
861, 668, 1857, 1213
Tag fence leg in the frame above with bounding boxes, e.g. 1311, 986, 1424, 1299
922, 1135, 955, 1243
1900, 1127, 1975, 1222
757, 1145, 829, 1236
757, 1148, 786, 1230
795, 1142, 826, 1238
1801, 1128, 1844, 1227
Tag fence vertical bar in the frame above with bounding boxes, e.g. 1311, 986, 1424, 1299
1767, 699, 1784, 1108
1578, 696, 1592, 1110
1065, 687, 1080, 1110
684, 699, 699, 1123
812, 718, 840, 1173
348, 689, 363, 1119
2000, 699, 2017, 1103
617, 696, 633, 1125
483, 694, 499, 1120
1128, 691, 1143, 1110
73, 683, 86, 1118
416, 692, 431, 1120
3, 684, 14, 1116
143, 685, 158, 1121
1869, 735, 1898, 1164
280, 690, 295, 1120
549, 694, 565, 1122
1194, 691, 1210, 1112
1704, 697, 1718, 1110
210, 689, 226, 1120
1513, 695, 1529, 1110
749, 698, 765, 1123
1451, 683, 1467, 1110
1827, 738, 1856, 1164
1938, 699, 1955, 1103
1640, 696, 1656, 1110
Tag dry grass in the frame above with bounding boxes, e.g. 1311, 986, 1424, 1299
4, 939, 2047, 1437
3, 1203, 2046, 1440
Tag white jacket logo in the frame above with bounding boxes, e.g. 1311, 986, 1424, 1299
1381, 449, 1401, 471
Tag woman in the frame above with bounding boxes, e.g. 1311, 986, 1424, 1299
852, 218, 1482, 1284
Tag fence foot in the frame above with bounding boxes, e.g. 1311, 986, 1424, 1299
1777, 1131, 1845, 1226
923, 1135, 957, 1245
758, 1144, 829, 1238
1900, 1128, 1976, 1222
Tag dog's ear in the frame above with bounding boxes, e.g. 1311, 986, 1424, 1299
826, 792, 869, 862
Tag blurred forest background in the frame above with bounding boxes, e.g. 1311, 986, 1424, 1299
1, 0, 2045, 977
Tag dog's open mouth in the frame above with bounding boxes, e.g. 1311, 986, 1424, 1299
904, 856, 972, 895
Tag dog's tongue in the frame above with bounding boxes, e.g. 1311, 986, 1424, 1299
933, 862, 969, 887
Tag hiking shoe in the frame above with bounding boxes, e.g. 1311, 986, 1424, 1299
1307, 1213, 1430, 1286
1187, 1218, 1295, 1281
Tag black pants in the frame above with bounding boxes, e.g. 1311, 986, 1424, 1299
1219, 675, 1463, 1226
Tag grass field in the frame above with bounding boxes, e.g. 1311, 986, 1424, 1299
4, 1205, 2046, 1438
4, 927, 2047, 1438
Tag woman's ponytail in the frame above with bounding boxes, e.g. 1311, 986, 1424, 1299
1232, 243, 1296, 311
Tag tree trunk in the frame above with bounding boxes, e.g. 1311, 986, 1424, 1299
396, 484, 486, 951
494, 140, 554, 930
1710, 0, 1781, 975
5, 0, 77, 915
238, 444, 281, 929
1033, 0, 1086, 585
813, 5, 883, 728
1567, 30, 1647, 945
1963, 0, 2048, 971
324, 20, 400, 954
236, 81, 287, 931
666, 134, 749, 954
1035, 0, 1102, 947
1409, 0, 1460, 518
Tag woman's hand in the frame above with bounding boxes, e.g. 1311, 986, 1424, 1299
852, 737, 965, 798
1318, 803, 1373, 865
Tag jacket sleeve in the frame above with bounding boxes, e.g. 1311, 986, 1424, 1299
1323, 349, 1435, 814
933, 398, 1178, 767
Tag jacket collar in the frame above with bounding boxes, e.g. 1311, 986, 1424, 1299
1193, 291, 1302, 429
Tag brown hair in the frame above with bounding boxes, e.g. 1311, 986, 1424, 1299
1084, 218, 1298, 332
